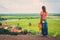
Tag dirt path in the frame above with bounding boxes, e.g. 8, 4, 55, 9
0, 34, 60, 40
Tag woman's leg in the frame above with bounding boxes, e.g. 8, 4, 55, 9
42, 20, 48, 36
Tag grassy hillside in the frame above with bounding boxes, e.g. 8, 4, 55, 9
1, 17, 60, 37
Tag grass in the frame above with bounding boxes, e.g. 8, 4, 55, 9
1, 16, 60, 37
47, 19, 60, 37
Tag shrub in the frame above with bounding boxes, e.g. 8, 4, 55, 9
0, 28, 10, 34
30, 31, 37, 35
21, 30, 28, 35
9, 32, 19, 35
17, 27, 22, 30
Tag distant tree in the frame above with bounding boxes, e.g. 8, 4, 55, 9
0, 22, 2, 28
0, 22, 2, 26
0, 16, 2, 21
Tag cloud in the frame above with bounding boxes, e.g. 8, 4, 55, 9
39, 1, 60, 13
46, 2, 60, 13
0, 0, 40, 13
0, 0, 60, 13
40, 0, 60, 2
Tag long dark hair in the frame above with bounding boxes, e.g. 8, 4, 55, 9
42, 6, 46, 12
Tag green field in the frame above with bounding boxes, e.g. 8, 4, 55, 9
0, 16, 60, 37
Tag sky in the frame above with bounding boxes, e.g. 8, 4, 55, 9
0, 0, 60, 14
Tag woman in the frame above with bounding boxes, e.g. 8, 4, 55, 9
40, 6, 48, 36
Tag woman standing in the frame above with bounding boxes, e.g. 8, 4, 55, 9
40, 6, 48, 36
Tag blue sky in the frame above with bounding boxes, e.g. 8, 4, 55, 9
0, 0, 60, 14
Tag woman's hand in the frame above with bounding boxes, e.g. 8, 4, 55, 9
42, 20, 45, 23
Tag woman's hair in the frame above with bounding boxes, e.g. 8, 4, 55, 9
42, 6, 46, 12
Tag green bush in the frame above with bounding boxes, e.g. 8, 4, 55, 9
21, 30, 28, 35
0, 28, 10, 34
9, 32, 19, 35
0, 28, 19, 35
17, 27, 22, 30
30, 31, 37, 35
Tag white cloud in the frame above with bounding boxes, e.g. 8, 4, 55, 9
0, 0, 40, 13
0, 0, 60, 13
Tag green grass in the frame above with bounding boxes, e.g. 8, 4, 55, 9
1, 18, 60, 37
47, 19, 60, 37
